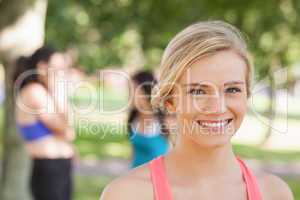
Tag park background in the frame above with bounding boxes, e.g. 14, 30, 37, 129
0, 0, 300, 199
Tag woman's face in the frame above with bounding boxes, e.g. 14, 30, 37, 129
48, 52, 68, 70
132, 81, 152, 114
38, 53, 69, 84
170, 50, 248, 148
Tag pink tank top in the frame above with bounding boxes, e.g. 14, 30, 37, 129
149, 156, 262, 200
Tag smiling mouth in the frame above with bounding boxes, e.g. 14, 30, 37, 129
196, 119, 233, 129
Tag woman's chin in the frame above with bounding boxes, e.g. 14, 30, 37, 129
187, 131, 234, 149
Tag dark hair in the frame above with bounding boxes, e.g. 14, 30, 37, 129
127, 70, 169, 138
13, 45, 56, 90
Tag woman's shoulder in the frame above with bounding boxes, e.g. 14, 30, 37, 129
100, 164, 153, 200
255, 171, 294, 200
18, 83, 48, 108
21, 82, 47, 95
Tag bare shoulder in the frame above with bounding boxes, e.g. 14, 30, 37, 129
100, 164, 153, 200
256, 171, 294, 200
20, 83, 47, 98
18, 83, 48, 108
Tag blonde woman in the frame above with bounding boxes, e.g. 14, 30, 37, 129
100, 21, 293, 200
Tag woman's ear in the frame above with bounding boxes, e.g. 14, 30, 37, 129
165, 99, 176, 114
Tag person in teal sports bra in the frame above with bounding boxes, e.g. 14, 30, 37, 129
128, 71, 169, 168
100, 21, 293, 200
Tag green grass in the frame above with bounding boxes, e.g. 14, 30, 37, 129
233, 144, 300, 162
74, 122, 131, 159
284, 178, 300, 199
74, 175, 111, 200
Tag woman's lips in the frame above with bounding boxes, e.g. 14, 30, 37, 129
195, 119, 233, 133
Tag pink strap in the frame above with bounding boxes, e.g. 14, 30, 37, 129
237, 157, 262, 200
149, 156, 173, 200
149, 156, 262, 200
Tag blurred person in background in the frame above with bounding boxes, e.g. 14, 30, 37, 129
14, 46, 75, 200
127, 70, 169, 168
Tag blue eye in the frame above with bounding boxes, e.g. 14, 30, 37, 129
189, 88, 206, 95
226, 87, 241, 93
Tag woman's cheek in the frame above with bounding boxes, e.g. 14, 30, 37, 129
180, 96, 201, 114
229, 100, 247, 130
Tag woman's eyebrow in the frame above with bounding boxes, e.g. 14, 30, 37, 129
182, 83, 210, 88
182, 81, 245, 87
224, 81, 245, 86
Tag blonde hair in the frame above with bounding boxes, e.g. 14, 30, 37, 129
151, 20, 253, 111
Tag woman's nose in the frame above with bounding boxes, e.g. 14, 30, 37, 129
198, 93, 227, 114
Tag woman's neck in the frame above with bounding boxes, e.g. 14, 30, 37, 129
135, 112, 157, 133
138, 112, 155, 120
166, 136, 240, 184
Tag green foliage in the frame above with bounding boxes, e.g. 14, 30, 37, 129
46, 0, 300, 78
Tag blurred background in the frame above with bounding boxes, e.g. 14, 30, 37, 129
0, 0, 300, 199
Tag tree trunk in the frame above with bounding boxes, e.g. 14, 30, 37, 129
0, 60, 31, 200
0, 1, 47, 199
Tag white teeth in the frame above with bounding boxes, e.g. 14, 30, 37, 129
203, 122, 225, 127
198, 120, 230, 128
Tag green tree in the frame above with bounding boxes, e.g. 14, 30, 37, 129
46, 0, 300, 144
0, 0, 48, 199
